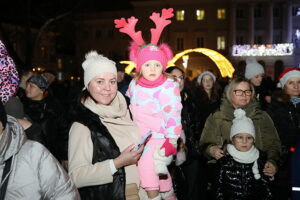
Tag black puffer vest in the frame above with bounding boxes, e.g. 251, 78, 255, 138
71, 102, 126, 200
215, 150, 273, 200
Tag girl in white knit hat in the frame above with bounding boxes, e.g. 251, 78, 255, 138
215, 108, 273, 200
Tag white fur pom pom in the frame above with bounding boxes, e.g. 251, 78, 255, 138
85, 50, 99, 59
233, 108, 246, 119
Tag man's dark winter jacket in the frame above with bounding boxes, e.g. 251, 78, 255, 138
22, 96, 69, 161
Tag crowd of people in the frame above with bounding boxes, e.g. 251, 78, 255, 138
0, 7, 300, 200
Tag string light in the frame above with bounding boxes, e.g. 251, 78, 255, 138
232, 43, 294, 56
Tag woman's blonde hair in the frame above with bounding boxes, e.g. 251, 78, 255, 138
226, 77, 255, 103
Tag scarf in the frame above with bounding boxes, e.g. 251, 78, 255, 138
291, 97, 300, 106
227, 144, 261, 180
84, 91, 141, 185
137, 74, 167, 88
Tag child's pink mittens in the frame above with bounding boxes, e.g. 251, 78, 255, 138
153, 146, 173, 175
160, 138, 177, 156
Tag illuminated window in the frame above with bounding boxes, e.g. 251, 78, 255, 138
217, 9, 226, 19
196, 9, 205, 20
177, 38, 184, 51
57, 58, 62, 70
176, 10, 185, 21
217, 36, 226, 50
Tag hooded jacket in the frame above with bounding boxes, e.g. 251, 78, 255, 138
0, 116, 79, 200
199, 97, 281, 167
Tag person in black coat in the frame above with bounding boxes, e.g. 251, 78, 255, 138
4, 96, 44, 145
166, 66, 200, 200
21, 75, 69, 166
194, 71, 221, 199
215, 109, 273, 200
266, 68, 300, 200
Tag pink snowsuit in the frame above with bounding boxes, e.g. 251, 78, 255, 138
126, 78, 182, 191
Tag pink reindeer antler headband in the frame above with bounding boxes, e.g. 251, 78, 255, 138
114, 8, 174, 72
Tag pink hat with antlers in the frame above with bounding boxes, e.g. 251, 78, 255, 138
114, 8, 174, 72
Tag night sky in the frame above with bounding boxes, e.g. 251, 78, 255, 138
0, 0, 133, 27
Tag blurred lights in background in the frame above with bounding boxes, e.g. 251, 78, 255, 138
232, 43, 294, 57
168, 48, 235, 78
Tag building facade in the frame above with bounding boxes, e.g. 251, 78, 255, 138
74, 0, 300, 80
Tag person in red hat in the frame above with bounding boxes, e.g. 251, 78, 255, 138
266, 67, 300, 200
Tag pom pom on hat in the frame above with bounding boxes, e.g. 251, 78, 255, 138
245, 57, 264, 79
82, 51, 117, 88
277, 68, 300, 88
197, 71, 216, 85
230, 109, 255, 139
0, 40, 19, 104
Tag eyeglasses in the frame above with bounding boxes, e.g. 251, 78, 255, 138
233, 135, 254, 142
233, 89, 252, 96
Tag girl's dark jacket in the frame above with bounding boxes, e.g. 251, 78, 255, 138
215, 150, 273, 200
22, 95, 69, 161
69, 102, 126, 200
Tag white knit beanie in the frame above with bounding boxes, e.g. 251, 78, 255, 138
244, 57, 264, 79
230, 109, 255, 139
278, 68, 300, 88
82, 51, 117, 89
197, 71, 216, 85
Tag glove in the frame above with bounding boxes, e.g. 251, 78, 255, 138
153, 146, 173, 175
160, 138, 177, 156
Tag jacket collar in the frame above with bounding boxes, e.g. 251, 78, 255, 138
219, 97, 261, 121
0, 116, 26, 164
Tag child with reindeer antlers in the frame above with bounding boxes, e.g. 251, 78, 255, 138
115, 8, 182, 200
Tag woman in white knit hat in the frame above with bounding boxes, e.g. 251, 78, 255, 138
215, 108, 273, 200
244, 57, 271, 109
266, 67, 300, 200
68, 51, 144, 200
